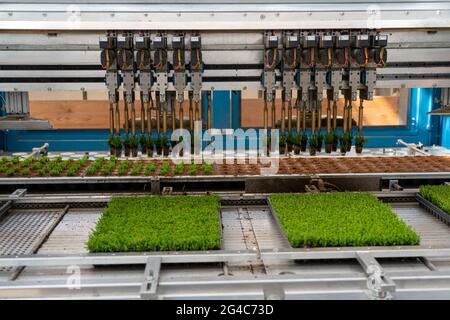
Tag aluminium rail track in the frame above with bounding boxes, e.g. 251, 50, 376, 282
1, 191, 450, 299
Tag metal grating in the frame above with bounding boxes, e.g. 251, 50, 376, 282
0, 209, 62, 272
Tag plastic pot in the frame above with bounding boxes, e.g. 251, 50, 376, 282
325, 143, 332, 154
294, 145, 301, 155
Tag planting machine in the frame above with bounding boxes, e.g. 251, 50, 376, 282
0, 0, 449, 300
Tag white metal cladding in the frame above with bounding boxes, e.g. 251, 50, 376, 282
0, 1, 450, 30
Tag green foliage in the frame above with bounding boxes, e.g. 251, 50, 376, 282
123, 136, 132, 148
117, 160, 131, 176
11, 156, 20, 164
188, 163, 197, 175
159, 161, 170, 176
332, 131, 339, 143
279, 134, 287, 146
39, 156, 49, 164
203, 163, 213, 175
146, 137, 155, 149
174, 161, 184, 175
345, 131, 353, 144
87, 195, 221, 252
101, 157, 117, 176
144, 163, 157, 175
308, 134, 319, 147
269, 193, 420, 247
287, 133, 295, 145
420, 185, 450, 215
66, 156, 89, 176
355, 135, 368, 146
30, 161, 43, 171
129, 135, 139, 148
130, 161, 143, 176
292, 134, 301, 145
139, 135, 148, 148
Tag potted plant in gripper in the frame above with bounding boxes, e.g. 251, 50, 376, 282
279, 134, 287, 155
161, 134, 169, 156
308, 134, 319, 156
339, 133, 347, 154
139, 135, 147, 154
317, 133, 324, 153
287, 133, 294, 153
129, 135, 139, 157
147, 136, 154, 157
355, 135, 368, 154
300, 131, 308, 152
332, 131, 339, 152
324, 132, 334, 154
346, 131, 353, 152
293, 133, 301, 155
123, 135, 131, 157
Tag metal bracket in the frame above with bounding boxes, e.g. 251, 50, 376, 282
356, 251, 395, 300
191, 72, 202, 103
139, 257, 162, 300
389, 180, 403, 191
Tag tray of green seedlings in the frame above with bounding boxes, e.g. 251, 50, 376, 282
268, 192, 420, 248
417, 185, 450, 226
87, 195, 222, 252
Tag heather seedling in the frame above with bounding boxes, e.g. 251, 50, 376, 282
188, 163, 197, 175
5, 167, 19, 176
420, 185, 450, 215
130, 161, 143, 176
203, 163, 213, 175
174, 161, 184, 175
20, 157, 33, 168
20, 168, 30, 176
87, 195, 221, 252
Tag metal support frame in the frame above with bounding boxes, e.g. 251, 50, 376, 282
356, 251, 395, 300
